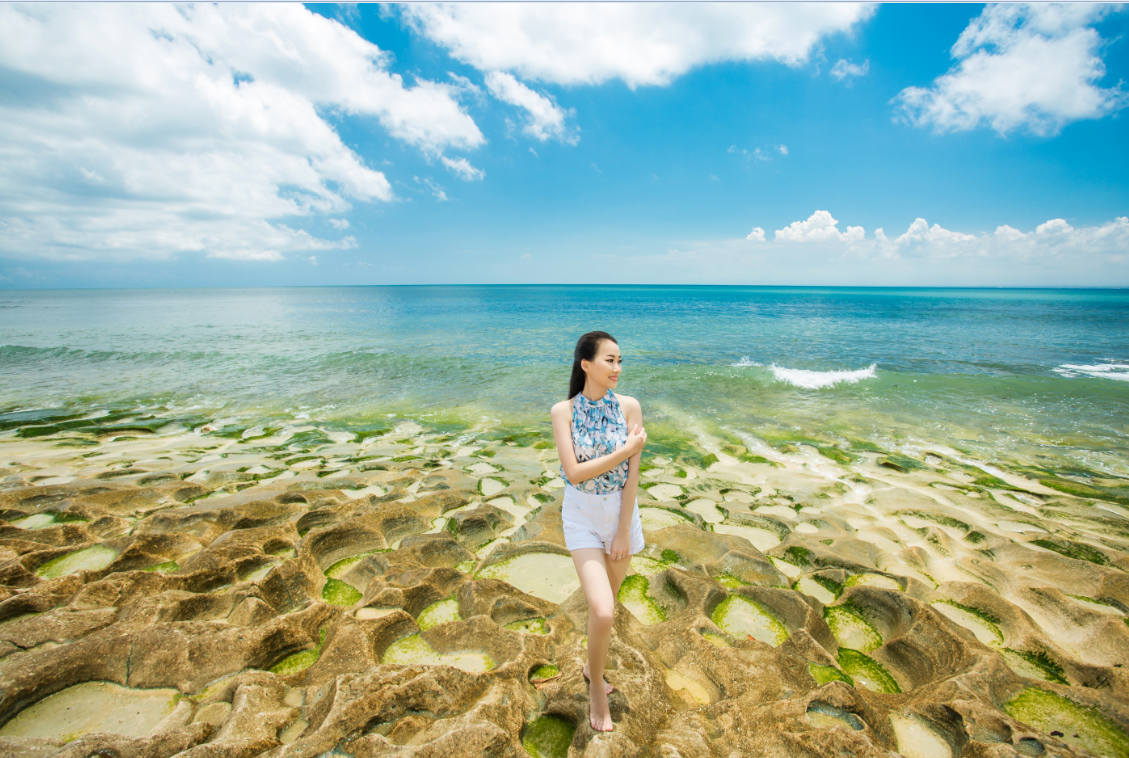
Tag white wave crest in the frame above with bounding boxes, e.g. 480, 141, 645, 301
1053, 363, 1129, 381
731, 356, 763, 367
770, 363, 877, 389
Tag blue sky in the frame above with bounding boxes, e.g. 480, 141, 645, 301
0, 3, 1127, 288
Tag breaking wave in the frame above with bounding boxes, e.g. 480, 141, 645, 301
1053, 363, 1129, 382
769, 363, 878, 390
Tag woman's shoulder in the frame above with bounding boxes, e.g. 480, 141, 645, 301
550, 398, 573, 417
612, 392, 641, 411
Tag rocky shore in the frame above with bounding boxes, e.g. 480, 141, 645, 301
0, 416, 1127, 758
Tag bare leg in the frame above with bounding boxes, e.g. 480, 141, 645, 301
582, 549, 633, 693
607, 551, 632, 597
571, 548, 615, 732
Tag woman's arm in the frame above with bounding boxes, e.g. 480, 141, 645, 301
610, 396, 643, 562
551, 401, 645, 485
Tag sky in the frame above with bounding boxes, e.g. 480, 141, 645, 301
0, 2, 1127, 289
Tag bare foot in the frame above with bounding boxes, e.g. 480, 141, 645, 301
583, 663, 615, 694
588, 678, 614, 732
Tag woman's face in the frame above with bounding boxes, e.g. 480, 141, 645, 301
583, 340, 622, 390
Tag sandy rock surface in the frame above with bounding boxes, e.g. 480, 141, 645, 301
0, 424, 1127, 758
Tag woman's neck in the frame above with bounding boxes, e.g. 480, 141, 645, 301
581, 383, 607, 402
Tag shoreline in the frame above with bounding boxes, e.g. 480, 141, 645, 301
0, 415, 1127, 756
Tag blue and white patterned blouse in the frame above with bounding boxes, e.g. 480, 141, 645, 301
561, 390, 629, 494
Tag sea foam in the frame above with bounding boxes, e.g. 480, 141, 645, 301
731, 356, 763, 367
1053, 363, 1129, 382
770, 364, 878, 390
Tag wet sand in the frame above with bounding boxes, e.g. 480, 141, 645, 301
0, 419, 1127, 758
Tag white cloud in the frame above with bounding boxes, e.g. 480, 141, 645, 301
767, 212, 1129, 276
440, 156, 486, 181
830, 58, 869, 82
775, 210, 865, 243
603, 213, 1129, 286
328, 219, 351, 230
874, 217, 978, 254
746, 227, 766, 242
0, 4, 485, 262
894, 3, 1127, 136
1036, 218, 1074, 235
485, 71, 577, 144
778, 145, 789, 156
400, 3, 876, 87
414, 176, 449, 201
308, 256, 319, 266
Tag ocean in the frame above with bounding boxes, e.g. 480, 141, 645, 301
2, 285, 1127, 480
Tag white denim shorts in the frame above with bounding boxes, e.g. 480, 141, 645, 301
562, 484, 646, 555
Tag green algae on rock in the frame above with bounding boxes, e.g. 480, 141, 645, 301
618, 574, 668, 625
931, 600, 1004, 646
808, 662, 855, 687
417, 596, 460, 631
505, 617, 549, 634
717, 574, 749, 589
325, 549, 386, 578
382, 633, 494, 673
270, 628, 327, 676
843, 573, 902, 591
837, 649, 901, 694
711, 594, 788, 647
143, 560, 179, 573
522, 714, 576, 758
825, 606, 883, 652
0, 681, 180, 741
529, 664, 560, 684
35, 545, 117, 579
629, 555, 671, 576
1005, 688, 1129, 758
1001, 649, 1068, 685
321, 578, 362, 606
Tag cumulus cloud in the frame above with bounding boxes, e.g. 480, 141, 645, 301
0, 4, 485, 262
775, 211, 865, 243
485, 71, 577, 143
894, 3, 1127, 136
742, 211, 1129, 280
400, 3, 875, 87
830, 58, 869, 82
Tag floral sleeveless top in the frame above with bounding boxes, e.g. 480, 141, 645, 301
561, 390, 629, 494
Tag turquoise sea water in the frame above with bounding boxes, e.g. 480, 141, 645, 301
2, 286, 1127, 477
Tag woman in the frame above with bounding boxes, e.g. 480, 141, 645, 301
550, 330, 647, 732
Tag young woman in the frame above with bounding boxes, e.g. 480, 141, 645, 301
550, 331, 647, 732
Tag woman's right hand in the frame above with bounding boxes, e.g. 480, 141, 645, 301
625, 423, 647, 455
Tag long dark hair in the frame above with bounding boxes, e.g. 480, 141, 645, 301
569, 331, 617, 399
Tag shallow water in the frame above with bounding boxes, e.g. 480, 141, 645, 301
0, 681, 179, 740
711, 595, 788, 647
476, 553, 579, 605
2, 286, 1126, 484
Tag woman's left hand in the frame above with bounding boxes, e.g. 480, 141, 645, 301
609, 532, 631, 563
